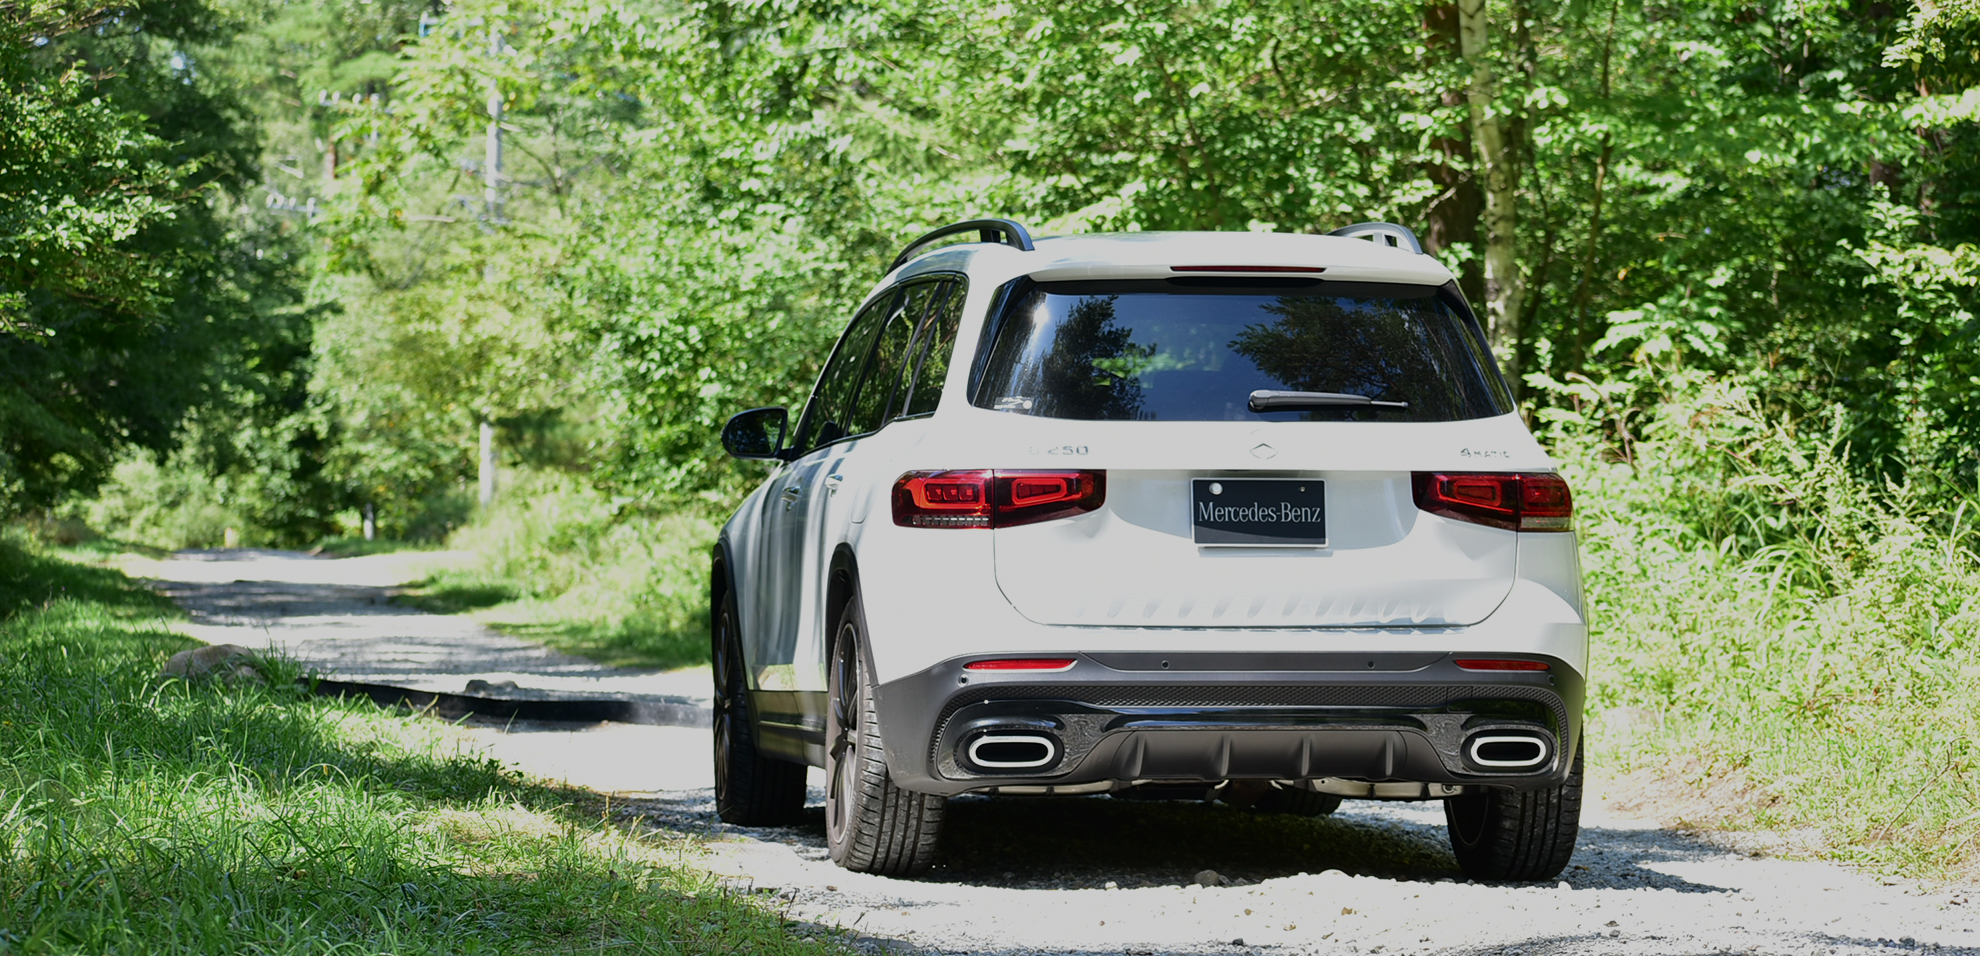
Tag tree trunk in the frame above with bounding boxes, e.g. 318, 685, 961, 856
1569, 137, 1611, 372
1570, 0, 1621, 374
1422, 2, 1486, 307
1458, 0, 1523, 362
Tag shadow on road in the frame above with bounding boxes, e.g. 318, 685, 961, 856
630, 785, 1743, 894
924, 795, 1456, 887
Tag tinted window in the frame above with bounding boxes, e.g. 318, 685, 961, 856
971, 279, 1510, 422
845, 282, 940, 436
899, 281, 964, 418
795, 291, 895, 451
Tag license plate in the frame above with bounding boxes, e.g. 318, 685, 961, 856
1191, 478, 1327, 546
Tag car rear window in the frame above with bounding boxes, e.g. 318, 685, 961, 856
970, 278, 1512, 422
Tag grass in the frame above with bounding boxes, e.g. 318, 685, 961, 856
307, 535, 443, 558
397, 471, 715, 670
1552, 385, 1980, 880
0, 533, 836, 954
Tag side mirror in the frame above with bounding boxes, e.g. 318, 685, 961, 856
722, 406, 789, 460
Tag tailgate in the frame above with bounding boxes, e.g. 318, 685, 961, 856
992, 468, 1515, 628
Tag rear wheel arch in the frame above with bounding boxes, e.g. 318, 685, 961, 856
710, 538, 746, 687
823, 557, 945, 875
711, 538, 745, 643
710, 540, 730, 601
824, 545, 862, 674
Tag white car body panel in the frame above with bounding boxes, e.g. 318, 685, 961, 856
718, 228, 1587, 766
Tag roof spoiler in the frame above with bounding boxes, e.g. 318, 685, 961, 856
1327, 222, 1424, 255
890, 218, 1035, 272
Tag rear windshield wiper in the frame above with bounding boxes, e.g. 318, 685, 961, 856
1248, 390, 1410, 412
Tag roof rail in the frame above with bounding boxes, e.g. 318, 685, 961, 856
890, 218, 1035, 272
1327, 222, 1424, 255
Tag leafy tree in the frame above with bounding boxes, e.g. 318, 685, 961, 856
0, 0, 311, 517
79, 0, 1973, 533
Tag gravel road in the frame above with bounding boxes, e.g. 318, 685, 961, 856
130, 548, 710, 705
603, 740, 1979, 956
140, 549, 1979, 956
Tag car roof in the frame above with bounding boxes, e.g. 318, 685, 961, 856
890, 229, 1453, 287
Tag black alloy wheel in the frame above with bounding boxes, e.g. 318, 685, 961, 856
711, 585, 805, 826
824, 593, 943, 875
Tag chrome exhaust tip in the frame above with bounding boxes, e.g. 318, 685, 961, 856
1464, 733, 1550, 770
965, 734, 1060, 771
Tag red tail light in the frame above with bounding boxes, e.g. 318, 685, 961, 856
893, 470, 1105, 528
962, 658, 1076, 671
894, 470, 994, 527
1411, 472, 1573, 532
1455, 659, 1551, 671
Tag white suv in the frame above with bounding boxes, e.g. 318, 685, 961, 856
712, 220, 1586, 882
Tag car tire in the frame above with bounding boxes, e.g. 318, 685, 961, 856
825, 593, 943, 876
1252, 786, 1344, 817
1443, 743, 1583, 881
712, 585, 807, 826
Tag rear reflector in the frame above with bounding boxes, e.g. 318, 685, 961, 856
962, 658, 1076, 671
1169, 265, 1326, 274
1454, 659, 1551, 671
893, 470, 1105, 528
1410, 472, 1574, 532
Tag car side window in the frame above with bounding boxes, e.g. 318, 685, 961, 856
794, 291, 896, 453
846, 281, 941, 437
899, 280, 965, 418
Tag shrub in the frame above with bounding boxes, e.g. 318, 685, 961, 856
413, 469, 718, 669
1539, 372, 1980, 875
67, 450, 251, 550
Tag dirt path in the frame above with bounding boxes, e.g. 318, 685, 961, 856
130, 548, 710, 706
138, 549, 1978, 956
475, 717, 1978, 956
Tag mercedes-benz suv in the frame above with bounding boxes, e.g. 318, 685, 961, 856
711, 219, 1586, 881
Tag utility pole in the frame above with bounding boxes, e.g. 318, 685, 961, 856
479, 420, 497, 506
485, 23, 503, 224
478, 22, 502, 509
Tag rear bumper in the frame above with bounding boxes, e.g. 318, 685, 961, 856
873, 651, 1583, 797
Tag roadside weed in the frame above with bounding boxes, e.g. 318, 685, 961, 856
0, 536, 830, 954
400, 470, 715, 670
1543, 379, 1980, 878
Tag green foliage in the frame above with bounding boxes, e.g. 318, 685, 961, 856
21, 0, 1980, 523
403, 469, 718, 669
69, 449, 251, 550
0, 534, 837, 953
1537, 373, 1980, 875
284, 0, 1980, 517
0, 0, 342, 542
